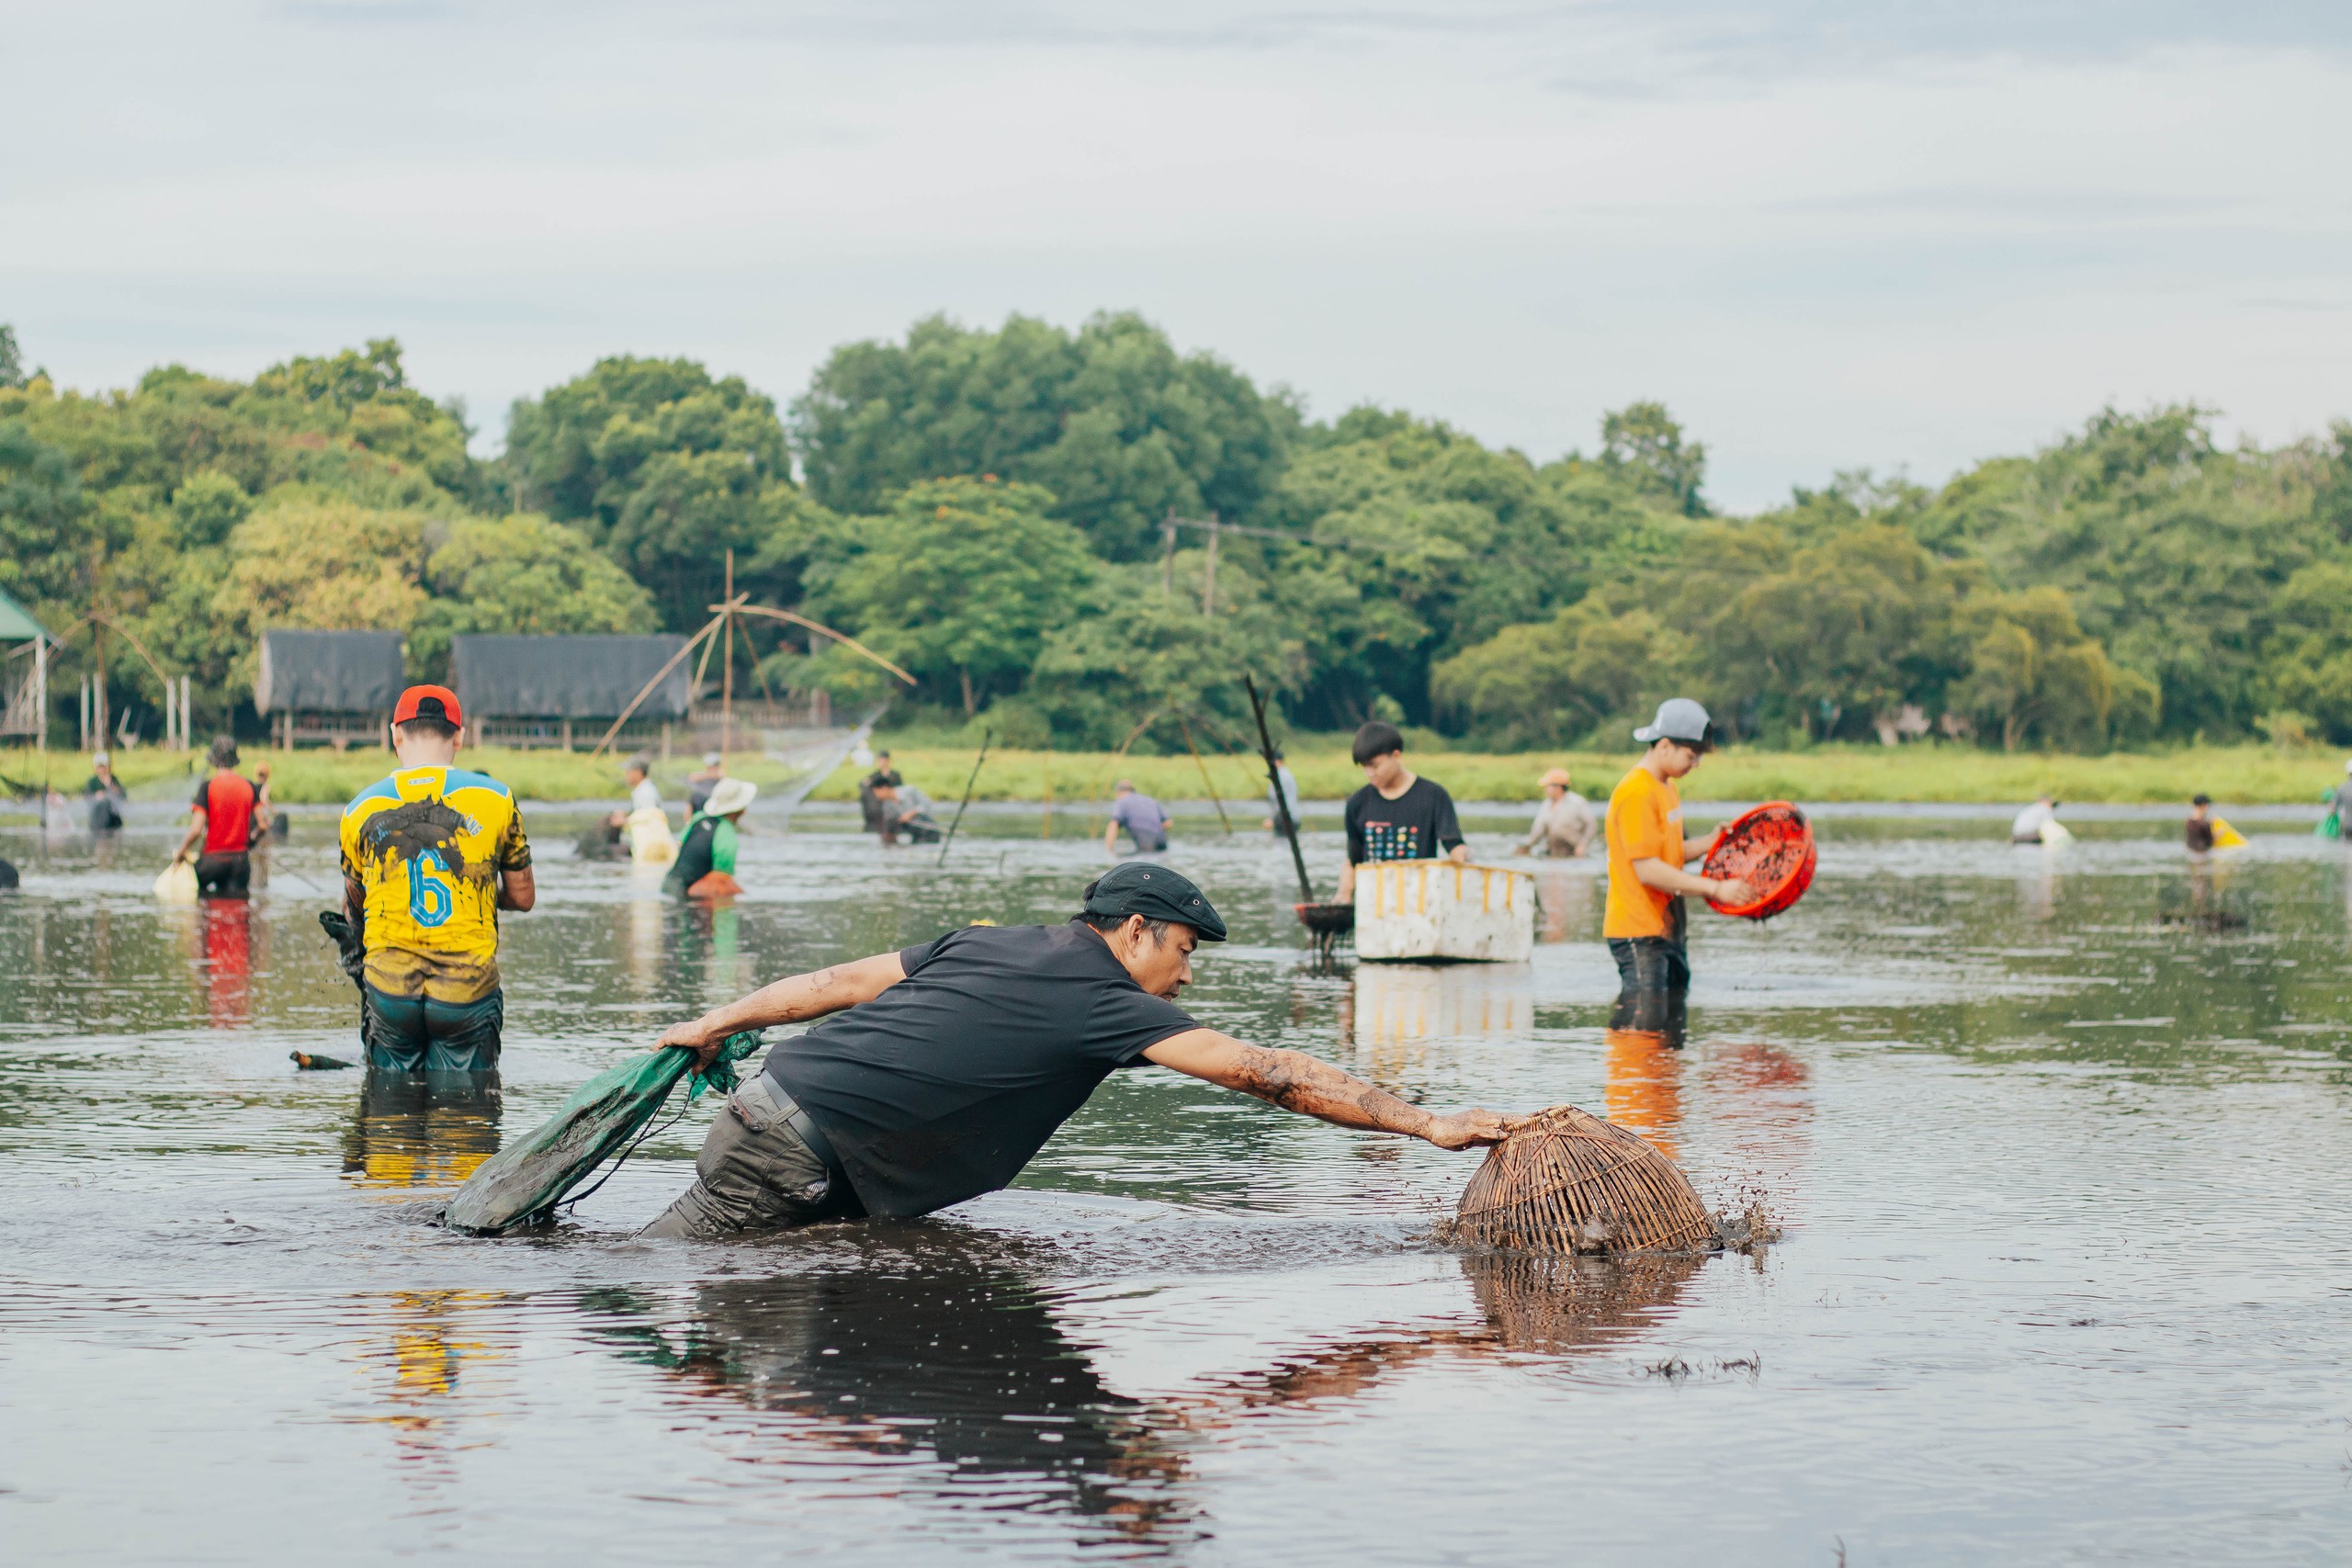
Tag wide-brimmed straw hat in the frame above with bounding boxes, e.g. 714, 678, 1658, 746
705, 778, 759, 817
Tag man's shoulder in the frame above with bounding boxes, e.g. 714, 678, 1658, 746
440, 767, 514, 803
343, 773, 406, 818
907, 921, 1079, 971
1408, 775, 1457, 806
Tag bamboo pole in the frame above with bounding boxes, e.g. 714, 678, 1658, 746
1177, 715, 1232, 835
726, 604, 917, 687
935, 728, 991, 867
588, 616, 723, 760
1247, 674, 1315, 904
720, 550, 734, 762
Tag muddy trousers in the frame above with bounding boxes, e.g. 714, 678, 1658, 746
1606, 935, 1690, 1040
363, 986, 503, 1073
639, 1077, 861, 1238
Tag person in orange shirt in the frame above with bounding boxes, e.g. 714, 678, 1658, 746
1603, 699, 1751, 1040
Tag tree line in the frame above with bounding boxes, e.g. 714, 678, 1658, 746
5, 314, 2351, 754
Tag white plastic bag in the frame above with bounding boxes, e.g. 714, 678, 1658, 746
153, 860, 199, 904
626, 807, 677, 865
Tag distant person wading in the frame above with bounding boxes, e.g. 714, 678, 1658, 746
1336, 721, 1467, 905
1601, 700, 1752, 1041
172, 736, 272, 897
338, 686, 535, 1073
670, 778, 756, 895
1105, 780, 1170, 855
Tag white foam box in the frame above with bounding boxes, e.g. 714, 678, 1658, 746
1353, 861, 1536, 963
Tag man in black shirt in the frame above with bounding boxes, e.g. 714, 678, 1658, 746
639, 862, 1517, 1236
1337, 720, 1468, 904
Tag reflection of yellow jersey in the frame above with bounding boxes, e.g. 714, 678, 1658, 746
340, 766, 531, 1003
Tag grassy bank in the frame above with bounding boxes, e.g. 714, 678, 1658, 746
10, 740, 2346, 808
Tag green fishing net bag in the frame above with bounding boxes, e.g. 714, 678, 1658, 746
440, 1032, 763, 1235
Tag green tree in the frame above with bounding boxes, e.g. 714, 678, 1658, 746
808, 477, 1094, 714
0, 419, 86, 604
408, 513, 661, 678
503, 355, 798, 626
1432, 597, 1686, 749
792, 311, 1294, 559
1255, 412, 1624, 728
1679, 522, 1973, 743
0, 324, 28, 390
1600, 400, 1708, 516
1907, 406, 2316, 741
1949, 587, 2151, 750
1025, 554, 1306, 750
2262, 561, 2352, 743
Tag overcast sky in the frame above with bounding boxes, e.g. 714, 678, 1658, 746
6, 1, 2347, 509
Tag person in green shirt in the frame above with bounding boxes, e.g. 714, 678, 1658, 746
668, 778, 756, 895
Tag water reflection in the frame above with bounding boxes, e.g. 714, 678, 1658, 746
1602, 1028, 1683, 1157
362, 1289, 513, 1490
584, 1256, 1195, 1545
1173, 1251, 1705, 1422
1350, 964, 1534, 1065
198, 897, 254, 1028
1530, 863, 1597, 944
343, 1071, 503, 1188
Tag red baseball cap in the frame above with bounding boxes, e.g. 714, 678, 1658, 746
393, 684, 464, 728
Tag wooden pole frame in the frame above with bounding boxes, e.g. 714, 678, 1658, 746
589, 603, 914, 761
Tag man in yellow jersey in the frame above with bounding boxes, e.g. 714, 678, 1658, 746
339, 685, 536, 1072
1603, 698, 1750, 1041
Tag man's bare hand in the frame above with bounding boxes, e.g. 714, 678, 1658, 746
656, 1017, 726, 1066
1422, 1109, 1520, 1150
1711, 876, 1756, 906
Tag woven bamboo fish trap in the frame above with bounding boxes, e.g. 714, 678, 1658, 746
1453, 1104, 1719, 1256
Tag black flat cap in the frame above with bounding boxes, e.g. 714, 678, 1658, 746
1082, 863, 1227, 941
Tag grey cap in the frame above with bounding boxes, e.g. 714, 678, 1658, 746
1634, 697, 1713, 749
1082, 863, 1227, 941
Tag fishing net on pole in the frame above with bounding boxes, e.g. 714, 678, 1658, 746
1451, 1104, 1720, 1256
1701, 801, 1816, 920
439, 1031, 764, 1235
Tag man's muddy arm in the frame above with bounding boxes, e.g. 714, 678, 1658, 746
1142, 1030, 1517, 1150
497, 865, 536, 912
656, 952, 909, 1060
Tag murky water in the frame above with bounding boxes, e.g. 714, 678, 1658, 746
5, 796, 2351, 1564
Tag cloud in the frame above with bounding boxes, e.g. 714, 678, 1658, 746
3, 2, 2348, 509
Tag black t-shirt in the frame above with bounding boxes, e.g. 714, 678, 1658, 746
1345, 775, 1464, 864
763, 921, 1200, 1218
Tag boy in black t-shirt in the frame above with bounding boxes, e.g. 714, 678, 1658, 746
1337, 720, 1468, 904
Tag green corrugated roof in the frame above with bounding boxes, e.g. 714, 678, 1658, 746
0, 585, 51, 642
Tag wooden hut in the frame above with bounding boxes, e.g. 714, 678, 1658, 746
254, 629, 407, 750
0, 586, 55, 749
450, 634, 690, 750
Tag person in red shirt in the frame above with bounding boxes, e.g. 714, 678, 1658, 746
172, 735, 271, 898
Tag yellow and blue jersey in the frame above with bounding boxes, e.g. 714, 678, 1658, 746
339, 766, 531, 1004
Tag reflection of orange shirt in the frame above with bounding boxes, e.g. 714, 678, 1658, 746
1603, 765, 1682, 939
1604, 1027, 1681, 1158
